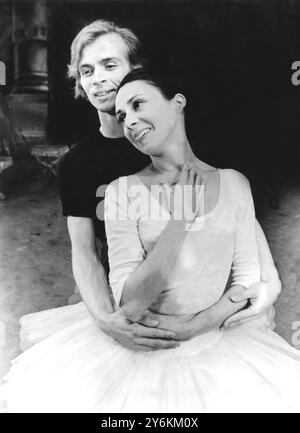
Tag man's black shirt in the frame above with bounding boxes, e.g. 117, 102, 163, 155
58, 129, 149, 241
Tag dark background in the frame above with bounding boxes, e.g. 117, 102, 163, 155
1, 0, 300, 200
50, 1, 300, 197
44, 0, 300, 202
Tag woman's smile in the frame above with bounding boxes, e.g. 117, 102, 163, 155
115, 80, 178, 154
132, 127, 152, 144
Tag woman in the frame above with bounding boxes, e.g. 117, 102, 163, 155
1, 68, 300, 412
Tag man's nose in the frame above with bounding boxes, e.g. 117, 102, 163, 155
92, 67, 108, 84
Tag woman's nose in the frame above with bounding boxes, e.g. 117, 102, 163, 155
125, 112, 138, 130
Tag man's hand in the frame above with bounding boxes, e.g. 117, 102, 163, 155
223, 279, 281, 328
139, 311, 201, 342
99, 310, 179, 352
137, 286, 248, 342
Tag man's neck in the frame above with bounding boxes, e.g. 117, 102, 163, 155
98, 111, 124, 139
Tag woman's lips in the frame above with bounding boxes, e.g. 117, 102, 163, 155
133, 127, 152, 143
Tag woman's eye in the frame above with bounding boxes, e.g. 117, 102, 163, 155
133, 100, 143, 110
118, 114, 125, 123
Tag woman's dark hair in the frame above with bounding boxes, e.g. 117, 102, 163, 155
117, 66, 185, 100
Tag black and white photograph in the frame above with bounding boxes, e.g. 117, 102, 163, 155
0, 0, 300, 414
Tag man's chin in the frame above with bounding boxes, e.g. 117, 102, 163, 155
95, 101, 116, 115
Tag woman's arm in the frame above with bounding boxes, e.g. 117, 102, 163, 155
121, 219, 187, 321
141, 285, 248, 340
255, 220, 281, 293
141, 175, 281, 336
230, 172, 261, 289
152, 218, 282, 336
223, 220, 281, 328
105, 164, 202, 322
68, 217, 178, 351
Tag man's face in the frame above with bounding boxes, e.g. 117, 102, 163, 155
79, 33, 131, 113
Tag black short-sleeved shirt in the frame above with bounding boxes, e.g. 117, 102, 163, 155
58, 128, 149, 242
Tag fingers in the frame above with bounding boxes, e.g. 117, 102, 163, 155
179, 162, 203, 186
138, 311, 160, 328
131, 324, 177, 340
187, 166, 196, 185
178, 162, 190, 185
195, 170, 202, 186
223, 305, 261, 328
133, 337, 180, 351
223, 315, 261, 329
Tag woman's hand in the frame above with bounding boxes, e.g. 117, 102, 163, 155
162, 161, 203, 223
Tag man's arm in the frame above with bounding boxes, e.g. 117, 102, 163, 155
67, 216, 179, 351
68, 216, 114, 319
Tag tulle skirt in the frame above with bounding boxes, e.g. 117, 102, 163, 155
1, 301, 300, 413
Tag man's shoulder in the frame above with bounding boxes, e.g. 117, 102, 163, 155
66, 130, 100, 160
58, 129, 100, 173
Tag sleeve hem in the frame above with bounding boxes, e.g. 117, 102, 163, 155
111, 274, 129, 308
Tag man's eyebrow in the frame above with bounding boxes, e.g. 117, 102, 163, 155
100, 57, 120, 63
79, 63, 92, 70
79, 57, 119, 69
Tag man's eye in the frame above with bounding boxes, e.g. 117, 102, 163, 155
105, 64, 117, 70
81, 69, 92, 77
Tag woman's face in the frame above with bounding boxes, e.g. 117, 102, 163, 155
115, 80, 178, 155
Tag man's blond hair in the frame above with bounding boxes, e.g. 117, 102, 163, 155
68, 19, 143, 99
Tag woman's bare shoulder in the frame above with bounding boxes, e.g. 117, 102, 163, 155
194, 159, 217, 172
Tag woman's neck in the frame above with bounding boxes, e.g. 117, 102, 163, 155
98, 111, 124, 138
150, 135, 197, 177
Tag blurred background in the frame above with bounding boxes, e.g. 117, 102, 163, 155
1, 0, 300, 382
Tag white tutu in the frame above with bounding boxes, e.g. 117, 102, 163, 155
1, 301, 300, 413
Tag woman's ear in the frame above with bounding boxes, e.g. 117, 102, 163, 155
173, 93, 186, 112
132, 63, 143, 70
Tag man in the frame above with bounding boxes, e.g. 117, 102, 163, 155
59, 19, 281, 351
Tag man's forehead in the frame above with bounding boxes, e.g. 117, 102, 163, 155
80, 33, 127, 63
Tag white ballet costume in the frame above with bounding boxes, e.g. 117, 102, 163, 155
1, 168, 300, 413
